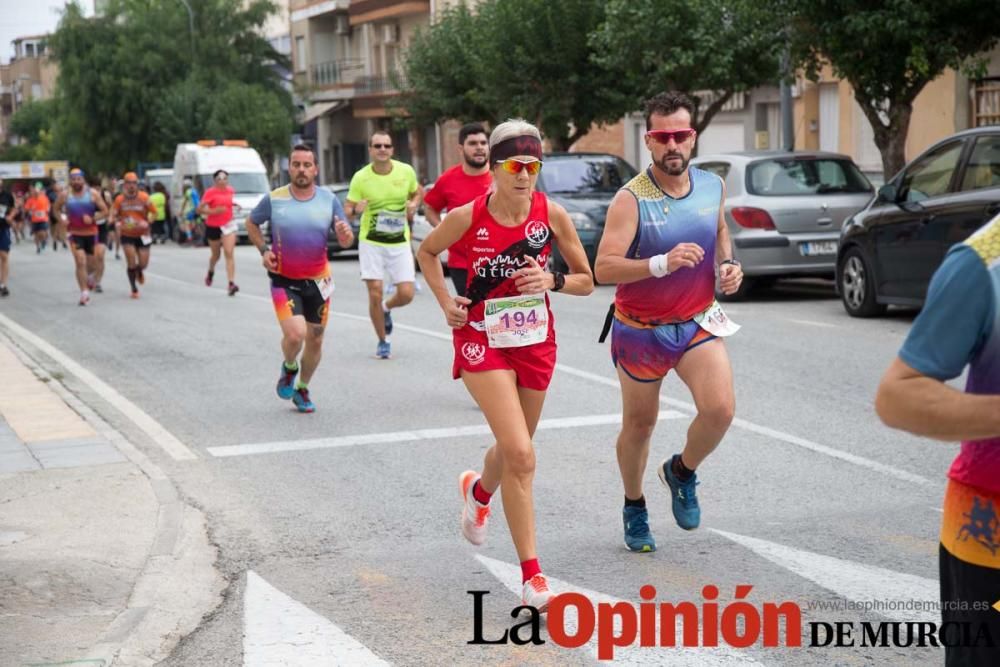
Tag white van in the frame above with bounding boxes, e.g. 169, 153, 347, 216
171, 142, 270, 240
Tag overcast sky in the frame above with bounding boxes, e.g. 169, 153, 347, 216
0, 0, 93, 64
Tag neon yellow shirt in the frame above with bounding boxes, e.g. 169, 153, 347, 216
347, 160, 418, 246
149, 192, 167, 221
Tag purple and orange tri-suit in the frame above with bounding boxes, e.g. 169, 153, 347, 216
452, 191, 556, 391
611, 166, 724, 382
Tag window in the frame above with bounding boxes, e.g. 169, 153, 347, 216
747, 158, 871, 196
960, 135, 1000, 192
697, 162, 731, 180
899, 141, 964, 202
295, 36, 307, 72
537, 156, 637, 194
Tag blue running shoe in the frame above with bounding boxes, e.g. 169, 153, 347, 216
292, 387, 315, 413
383, 308, 393, 336
623, 505, 656, 552
376, 340, 391, 359
658, 455, 700, 530
276, 363, 297, 399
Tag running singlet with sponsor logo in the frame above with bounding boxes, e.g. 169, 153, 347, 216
459, 191, 553, 332
112, 192, 157, 238
201, 186, 234, 228
347, 160, 417, 247
424, 165, 492, 270
66, 189, 98, 236
250, 185, 347, 281
614, 167, 723, 323
900, 216, 1000, 495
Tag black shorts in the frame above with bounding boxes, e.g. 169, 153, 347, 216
0, 226, 10, 253
269, 273, 330, 326
940, 544, 1000, 665
69, 235, 98, 256
205, 226, 222, 241
120, 236, 152, 249
450, 268, 468, 297
97, 224, 109, 245
31, 222, 49, 234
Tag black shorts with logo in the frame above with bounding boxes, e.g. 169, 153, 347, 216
120, 236, 152, 249
269, 273, 330, 326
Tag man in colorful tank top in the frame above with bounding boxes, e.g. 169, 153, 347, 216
595, 91, 744, 553
53, 168, 109, 306
247, 144, 353, 414
876, 213, 1000, 666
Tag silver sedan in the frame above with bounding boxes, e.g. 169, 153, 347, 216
691, 151, 874, 299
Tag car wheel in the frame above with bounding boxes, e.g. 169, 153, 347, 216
839, 247, 886, 317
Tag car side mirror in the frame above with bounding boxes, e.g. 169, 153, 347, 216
878, 184, 898, 203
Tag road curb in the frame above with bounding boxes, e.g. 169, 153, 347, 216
0, 330, 225, 666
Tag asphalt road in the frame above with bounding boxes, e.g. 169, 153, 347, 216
0, 242, 963, 666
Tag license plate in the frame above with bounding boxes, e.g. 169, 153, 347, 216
799, 241, 838, 256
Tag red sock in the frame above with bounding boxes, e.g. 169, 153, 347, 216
520, 558, 541, 583
472, 480, 492, 505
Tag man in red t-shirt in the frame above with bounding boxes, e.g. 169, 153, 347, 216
24, 182, 51, 254
423, 123, 491, 296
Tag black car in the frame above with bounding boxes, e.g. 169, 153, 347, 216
836, 127, 1000, 317
322, 183, 360, 258
537, 152, 638, 271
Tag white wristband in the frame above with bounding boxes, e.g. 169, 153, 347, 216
648, 254, 670, 278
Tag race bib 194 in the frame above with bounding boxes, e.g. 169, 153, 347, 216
484, 294, 548, 348
693, 300, 740, 337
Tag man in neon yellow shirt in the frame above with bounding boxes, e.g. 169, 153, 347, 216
149, 182, 168, 243
345, 130, 422, 359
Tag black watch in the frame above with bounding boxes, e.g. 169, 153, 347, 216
720, 258, 740, 267
552, 271, 566, 292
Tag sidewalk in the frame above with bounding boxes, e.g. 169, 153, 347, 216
0, 335, 222, 666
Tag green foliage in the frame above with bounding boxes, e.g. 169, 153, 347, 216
40, 0, 293, 173
8, 100, 58, 145
592, 0, 786, 136
401, 0, 622, 150
791, 0, 1000, 177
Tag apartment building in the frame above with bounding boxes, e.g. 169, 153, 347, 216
291, 0, 436, 184
0, 35, 58, 145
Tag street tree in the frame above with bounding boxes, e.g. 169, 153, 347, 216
591, 0, 786, 152
46, 0, 292, 173
401, 0, 622, 150
791, 0, 1000, 178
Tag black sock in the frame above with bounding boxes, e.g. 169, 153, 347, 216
624, 495, 646, 509
127, 268, 137, 291
671, 454, 695, 482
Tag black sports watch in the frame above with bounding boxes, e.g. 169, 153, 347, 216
720, 258, 740, 267
552, 271, 566, 292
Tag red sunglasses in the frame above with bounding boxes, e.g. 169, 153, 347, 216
645, 129, 696, 145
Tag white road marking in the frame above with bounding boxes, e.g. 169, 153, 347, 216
244, 570, 390, 666
476, 555, 767, 665
149, 271, 932, 486
711, 530, 939, 624
208, 411, 685, 457
0, 312, 197, 461
786, 318, 837, 328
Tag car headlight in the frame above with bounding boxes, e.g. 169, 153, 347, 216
569, 211, 597, 231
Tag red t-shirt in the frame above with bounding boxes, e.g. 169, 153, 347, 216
424, 165, 492, 270
201, 186, 235, 228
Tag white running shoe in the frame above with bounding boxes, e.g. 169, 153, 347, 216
459, 470, 490, 546
521, 574, 555, 612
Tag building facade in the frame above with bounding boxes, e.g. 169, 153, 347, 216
0, 35, 58, 146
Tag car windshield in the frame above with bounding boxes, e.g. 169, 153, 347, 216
199, 172, 269, 195
747, 158, 872, 196
538, 156, 636, 194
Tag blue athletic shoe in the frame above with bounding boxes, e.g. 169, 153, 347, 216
623, 505, 656, 552
276, 363, 297, 399
383, 308, 393, 336
292, 387, 315, 413
376, 340, 391, 359
658, 455, 701, 530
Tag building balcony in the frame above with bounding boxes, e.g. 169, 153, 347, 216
291, 0, 350, 23
353, 70, 403, 96
310, 58, 365, 87
348, 0, 429, 26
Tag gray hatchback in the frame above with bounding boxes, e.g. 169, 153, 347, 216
690, 151, 873, 299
